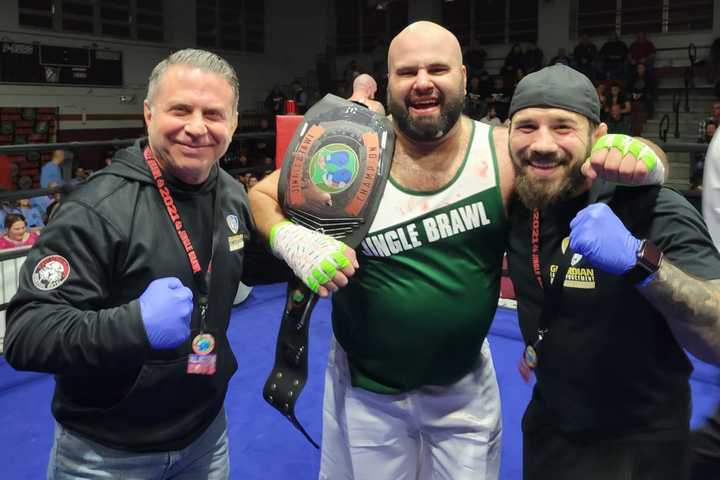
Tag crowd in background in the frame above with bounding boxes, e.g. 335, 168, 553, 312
461, 31, 661, 137
0, 32, 719, 249
0, 149, 87, 250
208, 30, 720, 193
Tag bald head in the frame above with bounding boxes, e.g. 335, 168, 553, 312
385, 21, 467, 143
353, 74, 377, 98
388, 21, 463, 72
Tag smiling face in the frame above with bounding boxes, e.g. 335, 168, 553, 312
144, 64, 238, 184
7, 219, 26, 241
509, 107, 604, 209
387, 22, 466, 143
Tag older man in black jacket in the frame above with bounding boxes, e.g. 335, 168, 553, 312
5, 49, 252, 479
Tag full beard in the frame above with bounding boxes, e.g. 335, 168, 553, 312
511, 148, 590, 210
388, 87, 465, 142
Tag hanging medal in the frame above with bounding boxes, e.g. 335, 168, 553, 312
188, 299, 217, 375
524, 328, 547, 369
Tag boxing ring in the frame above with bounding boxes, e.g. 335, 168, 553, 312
0, 135, 718, 479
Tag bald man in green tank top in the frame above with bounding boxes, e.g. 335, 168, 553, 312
250, 21, 663, 480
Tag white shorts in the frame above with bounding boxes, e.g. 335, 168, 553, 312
319, 338, 502, 480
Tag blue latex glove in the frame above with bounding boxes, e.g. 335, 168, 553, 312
138, 277, 193, 349
569, 203, 640, 275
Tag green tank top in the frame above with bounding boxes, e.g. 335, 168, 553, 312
332, 121, 508, 394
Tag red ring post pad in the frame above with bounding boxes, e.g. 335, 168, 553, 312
264, 94, 394, 447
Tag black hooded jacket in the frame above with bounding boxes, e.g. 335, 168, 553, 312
4, 139, 253, 452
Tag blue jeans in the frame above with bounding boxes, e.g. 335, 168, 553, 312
47, 408, 229, 480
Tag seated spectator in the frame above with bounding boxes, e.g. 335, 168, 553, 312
500, 59, 520, 97
523, 43, 544, 73
629, 31, 656, 70
700, 101, 720, 138
45, 197, 61, 224
549, 47, 571, 66
249, 116, 276, 162
465, 75, 487, 121
476, 69, 494, 98
246, 174, 259, 190
0, 201, 19, 233
604, 81, 631, 117
627, 62, 657, 136
291, 80, 309, 114
239, 150, 251, 168
17, 198, 44, 229
605, 103, 632, 135
479, 105, 502, 126
600, 31, 629, 81
574, 33, 599, 81
464, 43, 487, 78
236, 173, 249, 191
0, 213, 38, 249
264, 85, 286, 115
73, 167, 89, 180
691, 120, 717, 191
70, 167, 89, 186
260, 156, 275, 177
708, 36, 720, 84
35, 180, 63, 225
32, 180, 59, 214
465, 70, 494, 111
596, 82, 608, 121
505, 43, 525, 71
103, 149, 114, 168
489, 77, 511, 121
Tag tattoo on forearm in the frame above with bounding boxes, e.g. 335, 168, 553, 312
641, 260, 720, 362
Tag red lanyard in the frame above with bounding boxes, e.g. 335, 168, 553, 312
144, 147, 203, 274
143, 147, 213, 328
531, 208, 543, 288
529, 206, 573, 341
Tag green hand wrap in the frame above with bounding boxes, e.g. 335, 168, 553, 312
591, 134, 658, 172
306, 275, 320, 293
332, 251, 350, 269
269, 220, 293, 249
269, 220, 353, 294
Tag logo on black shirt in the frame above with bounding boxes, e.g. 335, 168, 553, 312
32, 255, 70, 291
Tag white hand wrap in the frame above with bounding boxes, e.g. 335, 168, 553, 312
591, 134, 666, 185
269, 221, 350, 293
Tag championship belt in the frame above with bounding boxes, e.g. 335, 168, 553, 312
263, 94, 394, 447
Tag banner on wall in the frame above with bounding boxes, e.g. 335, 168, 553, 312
0, 107, 59, 190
